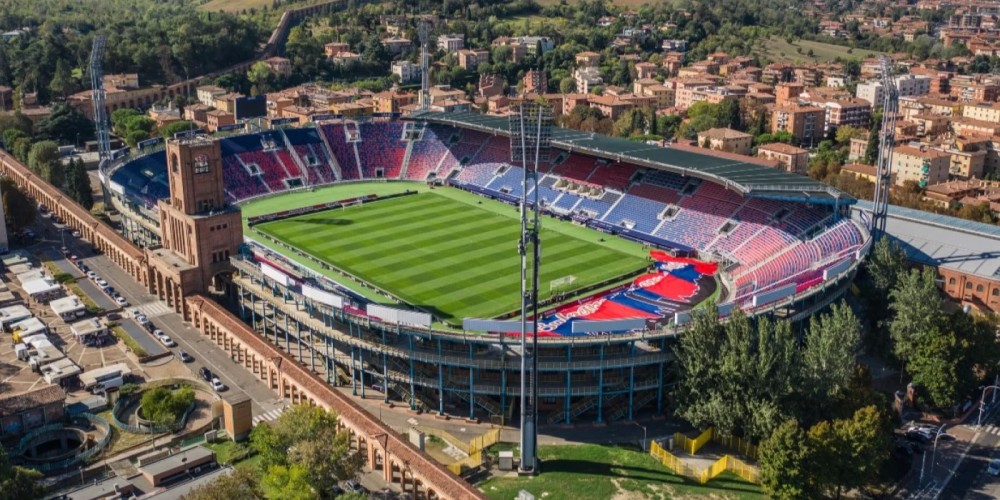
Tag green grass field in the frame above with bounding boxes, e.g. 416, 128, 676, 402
252, 188, 648, 322
481, 444, 764, 500
759, 37, 882, 64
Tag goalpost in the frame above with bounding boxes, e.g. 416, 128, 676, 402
549, 275, 577, 295
341, 199, 364, 211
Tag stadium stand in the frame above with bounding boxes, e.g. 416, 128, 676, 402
222, 155, 269, 200
552, 154, 598, 181
320, 123, 362, 180
237, 151, 292, 191
357, 122, 406, 178
588, 161, 638, 191
405, 126, 450, 180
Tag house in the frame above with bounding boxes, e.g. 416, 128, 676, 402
196, 85, 227, 108
522, 70, 547, 95
757, 143, 810, 173
324, 42, 350, 58
892, 145, 951, 187
574, 67, 604, 94
382, 37, 413, 54
768, 103, 826, 146
205, 109, 235, 133
697, 128, 753, 155
437, 34, 464, 52
391, 61, 421, 84
457, 49, 489, 70
575, 51, 601, 67
263, 57, 292, 77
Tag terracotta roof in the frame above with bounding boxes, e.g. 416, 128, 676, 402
0, 385, 65, 418
698, 128, 751, 140
185, 296, 486, 500
757, 142, 807, 155
894, 145, 949, 159
843, 163, 877, 176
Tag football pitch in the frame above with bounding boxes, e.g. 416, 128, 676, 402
253, 190, 649, 322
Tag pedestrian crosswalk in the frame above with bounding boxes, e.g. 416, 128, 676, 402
253, 406, 288, 426
136, 300, 173, 318
982, 424, 1000, 436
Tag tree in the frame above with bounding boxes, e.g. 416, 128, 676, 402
759, 419, 815, 500
140, 386, 195, 427
888, 267, 942, 368
834, 125, 865, 144
809, 405, 891, 497
2, 129, 29, 150
0, 447, 44, 500
71, 158, 94, 209
863, 120, 879, 166
36, 103, 93, 145
558, 76, 576, 93
250, 405, 362, 494
27, 141, 59, 176
247, 61, 277, 96
800, 302, 861, 422
718, 98, 741, 130
48, 59, 76, 99
183, 466, 263, 500
1, 178, 34, 233
0, 112, 32, 141
260, 464, 315, 500
160, 121, 198, 139
65, 158, 80, 202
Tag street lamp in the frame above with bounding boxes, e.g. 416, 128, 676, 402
977, 384, 1000, 426
919, 424, 948, 485
632, 421, 647, 452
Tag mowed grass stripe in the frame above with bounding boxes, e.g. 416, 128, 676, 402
256, 192, 647, 320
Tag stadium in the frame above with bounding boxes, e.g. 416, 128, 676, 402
103, 112, 871, 424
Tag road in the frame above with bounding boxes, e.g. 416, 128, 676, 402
937, 418, 1000, 499
40, 221, 284, 420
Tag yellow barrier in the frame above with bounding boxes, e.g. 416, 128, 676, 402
710, 431, 759, 460
673, 427, 713, 455
447, 450, 483, 475
469, 428, 501, 455
650, 441, 760, 485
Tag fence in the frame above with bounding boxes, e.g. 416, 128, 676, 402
710, 430, 759, 461
446, 450, 483, 475
418, 427, 499, 475
673, 427, 713, 455
16, 414, 113, 473
649, 437, 760, 485
112, 394, 196, 435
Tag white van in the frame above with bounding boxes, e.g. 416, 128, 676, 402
92, 376, 124, 393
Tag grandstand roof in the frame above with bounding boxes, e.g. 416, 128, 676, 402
410, 111, 854, 204
854, 200, 1000, 281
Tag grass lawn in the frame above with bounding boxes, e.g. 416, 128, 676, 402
481, 444, 764, 500
759, 37, 882, 64
205, 440, 263, 471
253, 188, 648, 322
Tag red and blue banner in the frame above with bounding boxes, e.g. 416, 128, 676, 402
535, 252, 719, 336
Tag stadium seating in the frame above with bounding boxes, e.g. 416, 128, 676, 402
455, 162, 500, 186
222, 155, 269, 200
237, 151, 292, 191
587, 161, 638, 190
320, 123, 362, 180
602, 194, 667, 233
552, 154, 597, 181
405, 127, 450, 180
276, 150, 304, 179
487, 166, 527, 198
641, 169, 687, 190
357, 122, 406, 178
627, 183, 682, 205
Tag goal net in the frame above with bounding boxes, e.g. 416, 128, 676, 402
549, 275, 577, 293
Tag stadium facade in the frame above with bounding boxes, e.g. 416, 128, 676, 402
102, 114, 871, 424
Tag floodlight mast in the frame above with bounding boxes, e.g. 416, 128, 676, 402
871, 55, 898, 239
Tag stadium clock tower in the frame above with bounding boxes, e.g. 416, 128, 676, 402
146, 136, 243, 316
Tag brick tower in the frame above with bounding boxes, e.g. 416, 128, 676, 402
147, 136, 242, 315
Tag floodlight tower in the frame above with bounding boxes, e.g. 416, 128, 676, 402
509, 99, 552, 475
871, 55, 898, 239
418, 20, 431, 112
90, 36, 111, 164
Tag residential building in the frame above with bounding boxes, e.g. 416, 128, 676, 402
635, 62, 657, 80
856, 81, 885, 106
587, 95, 634, 120
575, 51, 601, 67
823, 98, 872, 134
382, 37, 413, 55
522, 69, 547, 95
757, 142, 809, 173
895, 74, 932, 97
263, 57, 292, 77
575, 67, 603, 94
391, 61, 421, 84
324, 42, 349, 58
436, 34, 464, 52
697, 128, 752, 155
196, 85, 227, 107
962, 102, 1000, 124
768, 103, 825, 146
205, 109, 235, 133
893, 145, 950, 187
457, 49, 489, 70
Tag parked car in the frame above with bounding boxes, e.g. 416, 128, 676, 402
199, 367, 212, 381
68, 254, 78, 261
905, 428, 932, 443
158, 335, 176, 347
210, 377, 226, 392
343, 481, 364, 493
153, 329, 164, 337
106, 312, 122, 321
136, 315, 149, 325
178, 351, 194, 363
96, 278, 108, 287
71, 230, 81, 238
116, 297, 128, 307
86, 271, 97, 279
